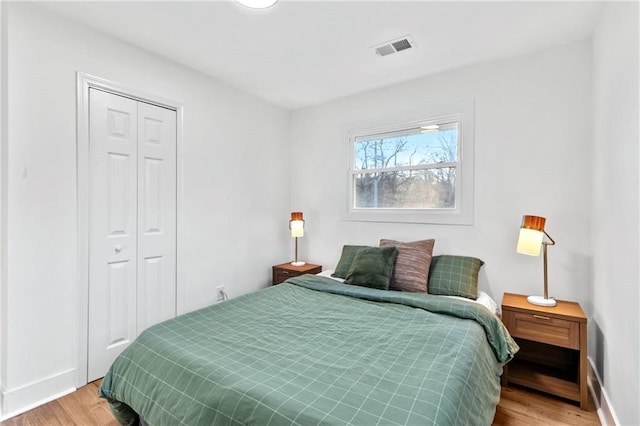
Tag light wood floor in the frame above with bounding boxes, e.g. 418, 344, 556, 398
1, 381, 600, 426
493, 386, 600, 425
0, 381, 117, 426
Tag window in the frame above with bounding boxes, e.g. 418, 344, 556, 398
345, 101, 474, 224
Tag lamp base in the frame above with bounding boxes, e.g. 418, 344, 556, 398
527, 295, 557, 307
291, 261, 306, 267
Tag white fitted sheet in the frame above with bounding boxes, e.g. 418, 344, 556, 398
316, 269, 499, 315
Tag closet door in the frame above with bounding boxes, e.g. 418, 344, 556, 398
137, 102, 177, 333
87, 89, 177, 382
88, 89, 139, 382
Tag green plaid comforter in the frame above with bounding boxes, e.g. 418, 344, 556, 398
100, 275, 518, 426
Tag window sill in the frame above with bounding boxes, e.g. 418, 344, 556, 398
342, 208, 473, 225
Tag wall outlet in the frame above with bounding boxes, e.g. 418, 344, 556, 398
216, 285, 226, 302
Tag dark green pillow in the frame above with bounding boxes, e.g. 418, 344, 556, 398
332, 245, 369, 279
427, 255, 484, 299
344, 246, 398, 290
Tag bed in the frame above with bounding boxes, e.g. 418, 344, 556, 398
100, 271, 518, 425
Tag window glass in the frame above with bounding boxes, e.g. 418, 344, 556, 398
354, 122, 458, 171
351, 121, 459, 210
354, 168, 456, 209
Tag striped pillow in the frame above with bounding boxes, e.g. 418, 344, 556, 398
379, 239, 435, 292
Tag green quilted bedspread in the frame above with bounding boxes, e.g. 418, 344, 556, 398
100, 275, 518, 426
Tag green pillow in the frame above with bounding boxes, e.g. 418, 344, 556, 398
344, 246, 398, 290
427, 255, 484, 299
332, 245, 369, 279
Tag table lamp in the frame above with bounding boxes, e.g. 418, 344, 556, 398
289, 212, 305, 266
516, 215, 557, 307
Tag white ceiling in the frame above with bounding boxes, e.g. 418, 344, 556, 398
41, 1, 601, 110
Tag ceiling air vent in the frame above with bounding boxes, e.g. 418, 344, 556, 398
373, 36, 415, 57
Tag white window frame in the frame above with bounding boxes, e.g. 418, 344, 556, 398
343, 100, 474, 225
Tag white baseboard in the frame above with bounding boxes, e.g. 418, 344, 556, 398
0, 368, 76, 421
588, 357, 620, 426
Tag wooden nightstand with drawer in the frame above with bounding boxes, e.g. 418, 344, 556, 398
501, 292, 588, 409
272, 262, 322, 285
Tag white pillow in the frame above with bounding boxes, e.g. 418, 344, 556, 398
317, 269, 344, 282
442, 291, 499, 315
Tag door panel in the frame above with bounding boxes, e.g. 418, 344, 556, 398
137, 102, 177, 333
139, 256, 164, 329
106, 260, 132, 348
142, 158, 162, 232
88, 89, 138, 382
107, 153, 132, 234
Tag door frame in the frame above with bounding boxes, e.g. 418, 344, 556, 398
75, 72, 184, 388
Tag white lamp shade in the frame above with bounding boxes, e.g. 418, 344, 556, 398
517, 228, 543, 256
290, 220, 304, 237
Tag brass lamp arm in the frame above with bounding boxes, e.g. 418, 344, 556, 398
541, 230, 555, 300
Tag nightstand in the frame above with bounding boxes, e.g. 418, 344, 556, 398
272, 262, 322, 285
501, 293, 588, 409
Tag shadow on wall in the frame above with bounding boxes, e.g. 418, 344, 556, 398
594, 321, 606, 385
477, 267, 495, 299
562, 252, 592, 308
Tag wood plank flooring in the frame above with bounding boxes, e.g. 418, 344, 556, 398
1, 381, 117, 426
2, 382, 600, 425
493, 386, 600, 425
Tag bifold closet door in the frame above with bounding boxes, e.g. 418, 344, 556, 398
136, 101, 177, 334
87, 88, 177, 382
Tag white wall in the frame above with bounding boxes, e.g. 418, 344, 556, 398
291, 42, 593, 310
591, 2, 639, 424
1, 2, 290, 418
0, 1, 6, 413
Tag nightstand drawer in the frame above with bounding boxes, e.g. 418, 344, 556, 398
504, 311, 579, 349
274, 269, 298, 283
272, 263, 322, 285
